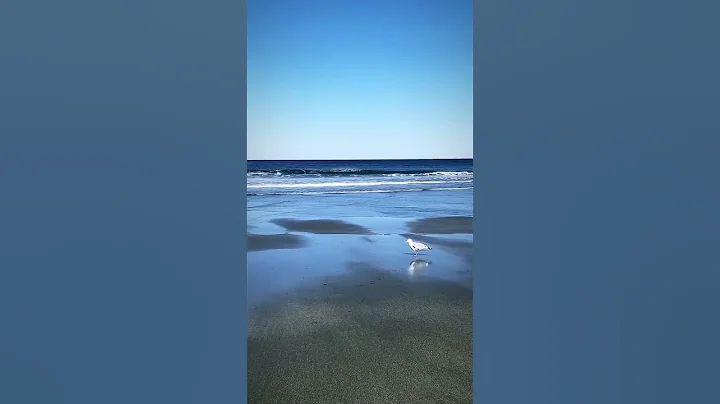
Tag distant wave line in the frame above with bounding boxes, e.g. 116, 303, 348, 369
247, 186, 473, 196
247, 179, 473, 189
246, 169, 473, 176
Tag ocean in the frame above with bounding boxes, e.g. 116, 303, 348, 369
247, 159, 473, 196
247, 159, 473, 236
247, 159, 473, 225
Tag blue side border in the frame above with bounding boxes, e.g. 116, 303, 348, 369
473, 0, 719, 403
0, 0, 248, 403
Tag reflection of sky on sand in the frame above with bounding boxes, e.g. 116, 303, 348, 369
247, 232, 471, 307
407, 259, 431, 275
247, 189, 473, 306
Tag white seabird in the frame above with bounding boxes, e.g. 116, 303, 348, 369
405, 238, 432, 255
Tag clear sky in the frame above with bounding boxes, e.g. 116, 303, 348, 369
247, 0, 473, 160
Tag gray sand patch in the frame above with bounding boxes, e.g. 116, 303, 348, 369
407, 216, 473, 234
247, 233, 307, 252
271, 218, 374, 235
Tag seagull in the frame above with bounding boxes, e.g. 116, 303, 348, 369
405, 238, 432, 256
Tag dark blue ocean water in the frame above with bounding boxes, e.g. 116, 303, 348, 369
247, 159, 473, 196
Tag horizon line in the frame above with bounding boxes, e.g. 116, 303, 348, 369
248, 158, 473, 162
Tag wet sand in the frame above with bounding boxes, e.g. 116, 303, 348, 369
247, 233, 307, 252
407, 216, 473, 234
248, 263, 473, 403
247, 216, 473, 403
271, 218, 375, 235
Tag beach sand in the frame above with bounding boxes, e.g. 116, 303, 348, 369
247, 233, 308, 252
271, 218, 375, 235
407, 216, 473, 235
247, 217, 473, 403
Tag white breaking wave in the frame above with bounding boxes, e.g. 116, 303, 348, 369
428, 187, 473, 191
248, 186, 473, 196
387, 171, 473, 177
247, 170, 474, 177
247, 179, 473, 189
418, 171, 473, 176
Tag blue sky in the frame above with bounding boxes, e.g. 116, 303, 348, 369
247, 0, 473, 160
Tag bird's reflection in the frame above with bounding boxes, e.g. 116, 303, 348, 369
408, 259, 431, 275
